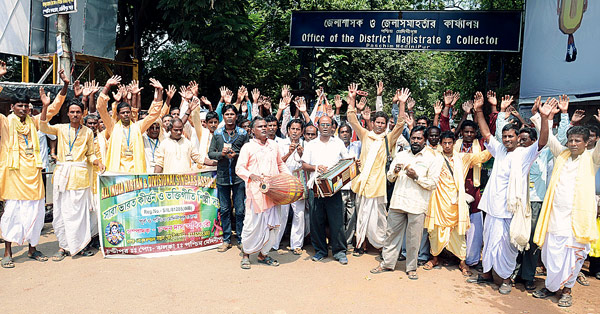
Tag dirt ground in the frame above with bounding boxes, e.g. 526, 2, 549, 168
1, 223, 598, 314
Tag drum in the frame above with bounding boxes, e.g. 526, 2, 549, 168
259, 173, 304, 205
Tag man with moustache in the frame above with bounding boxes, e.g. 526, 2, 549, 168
237, 117, 290, 269
302, 115, 352, 265
154, 118, 203, 173
304, 125, 318, 142
370, 126, 443, 280
346, 83, 408, 255
40, 98, 105, 261
272, 119, 307, 254
467, 93, 551, 295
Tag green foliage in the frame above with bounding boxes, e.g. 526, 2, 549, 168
130, 0, 523, 116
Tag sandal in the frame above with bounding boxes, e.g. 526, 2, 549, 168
532, 288, 555, 299
576, 271, 590, 286
292, 248, 302, 255
370, 266, 393, 274
258, 256, 280, 267
353, 248, 365, 257
558, 293, 573, 307
52, 250, 69, 262
28, 251, 48, 262
423, 260, 441, 271
408, 271, 419, 280
466, 274, 494, 284
525, 280, 536, 291
77, 250, 95, 257
459, 266, 473, 277
1, 256, 15, 268
240, 257, 251, 270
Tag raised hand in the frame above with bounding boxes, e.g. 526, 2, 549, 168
200, 96, 212, 108
443, 90, 454, 106
347, 83, 359, 102
594, 109, 600, 123
39, 86, 51, 107
82, 81, 93, 97
473, 92, 484, 111
118, 84, 128, 101
451, 92, 460, 107
59, 69, 70, 85
531, 96, 542, 115
251, 88, 260, 104
278, 98, 290, 112
179, 86, 192, 101
237, 86, 246, 103
73, 80, 82, 98
166, 85, 176, 101
406, 97, 416, 111
376, 81, 384, 96
486, 90, 497, 107
398, 88, 411, 104
149, 78, 164, 101
571, 109, 585, 125
326, 104, 335, 117
295, 97, 307, 113
362, 106, 371, 121
224, 89, 234, 104
392, 89, 400, 104
263, 96, 272, 112
539, 97, 558, 119
0, 60, 6, 77
334, 94, 342, 110
452, 107, 459, 118
433, 100, 443, 115
129, 80, 141, 95
462, 100, 474, 114
558, 94, 570, 113
112, 87, 123, 102
189, 96, 201, 112
357, 97, 367, 111
404, 112, 414, 129
219, 86, 228, 98
189, 81, 199, 97
106, 75, 121, 88
500, 95, 513, 111
282, 85, 290, 98
283, 93, 292, 107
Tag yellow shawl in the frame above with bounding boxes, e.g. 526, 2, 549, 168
425, 153, 470, 235
534, 149, 599, 246
106, 120, 146, 173
8, 114, 42, 169
454, 139, 482, 187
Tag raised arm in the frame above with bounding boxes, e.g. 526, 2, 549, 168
433, 100, 443, 128
537, 97, 557, 150
472, 91, 492, 142
98, 75, 122, 137
375, 81, 384, 112
138, 78, 165, 133
346, 83, 368, 140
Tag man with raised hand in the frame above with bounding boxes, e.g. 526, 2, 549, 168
347, 83, 407, 256
0, 68, 69, 268
96, 76, 164, 173
466, 92, 550, 295
40, 97, 105, 261
531, 107, 600, 307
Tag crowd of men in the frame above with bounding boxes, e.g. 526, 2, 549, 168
0, 59, 599, 308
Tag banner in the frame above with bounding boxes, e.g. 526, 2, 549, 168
520, 0, 599, 99
42, 0, 77, 17
98, 171, 222, 258
289, 10, 522, 52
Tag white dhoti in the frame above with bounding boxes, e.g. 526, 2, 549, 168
90, 195, 100, 237
273, 200, 306, 250
242, 203, 281, 255
1, 199, 46, 246
53, 188, 93, 255
481, 215, 518, 279
542, 233, 591, 292
355, 195, 387, 249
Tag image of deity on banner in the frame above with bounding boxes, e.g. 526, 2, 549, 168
106, 221, 126, 246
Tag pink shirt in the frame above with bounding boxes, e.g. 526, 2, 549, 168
236, 138, 290, 213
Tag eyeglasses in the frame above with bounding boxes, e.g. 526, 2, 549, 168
319, 123, 331, 127
305, 133, 316, 136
